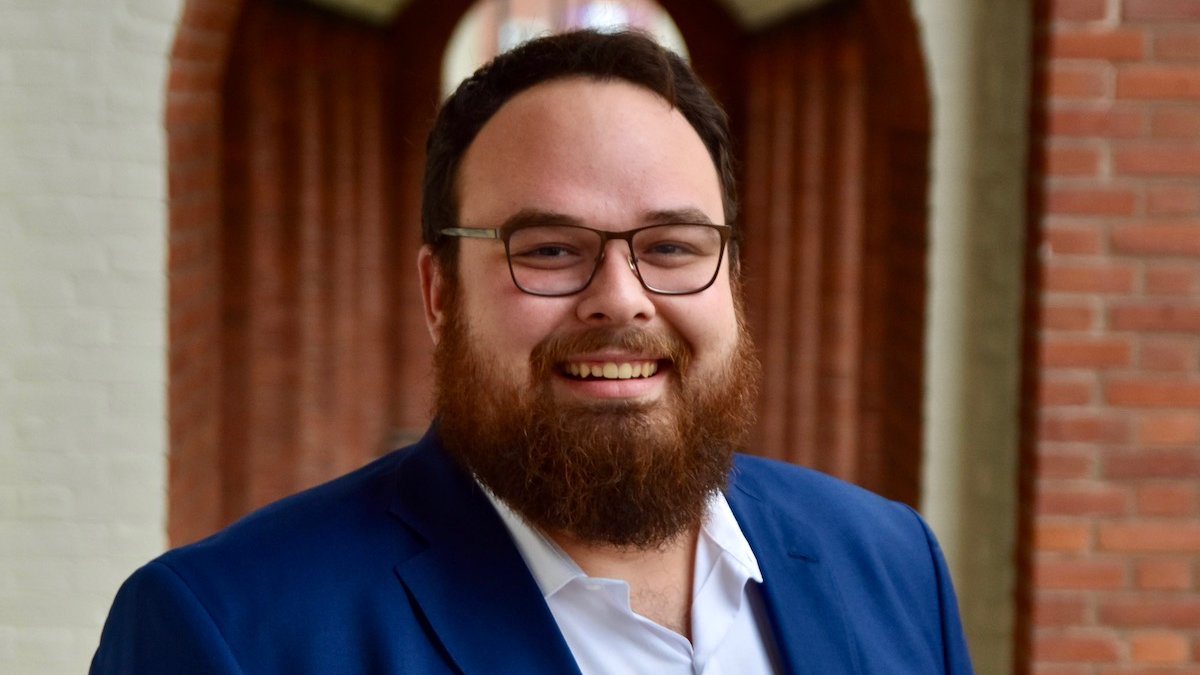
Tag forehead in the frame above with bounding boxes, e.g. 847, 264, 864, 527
455, 77, 723, 229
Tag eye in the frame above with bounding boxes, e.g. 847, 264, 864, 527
508, 225, 598, 269
515, 244, 577, 258
643, 241, 699, 257
635, 225, 720, 267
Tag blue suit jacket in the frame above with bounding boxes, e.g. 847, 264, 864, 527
91, 428, 974, 674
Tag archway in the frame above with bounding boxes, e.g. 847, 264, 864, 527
164, 0, 933, 546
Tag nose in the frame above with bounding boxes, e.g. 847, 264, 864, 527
574, 240, 656, 325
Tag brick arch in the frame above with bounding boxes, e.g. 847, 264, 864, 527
164, 0, 745, 545
166, 0, 247, 545
166, 0, 934, 544
167, 0, 418, 545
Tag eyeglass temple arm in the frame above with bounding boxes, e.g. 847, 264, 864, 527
439, 227, 501, 240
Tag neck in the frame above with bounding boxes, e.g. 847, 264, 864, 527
551, 524, 701, 640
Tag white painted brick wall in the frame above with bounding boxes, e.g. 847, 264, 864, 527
0, 0, 183, 672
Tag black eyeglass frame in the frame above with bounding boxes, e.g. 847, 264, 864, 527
438, 222, 733, 297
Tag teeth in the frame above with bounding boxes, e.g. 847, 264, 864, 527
564, 360, 659, 380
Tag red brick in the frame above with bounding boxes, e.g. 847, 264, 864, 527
1130, 630, 1190, 664
1136, 557, 1194, 589
1107, 378, 1200, 406
1042, 338, 1133, 368
1034, 596, 1089, 626
166, 63, 223, 94
1043, 302, 1096, 330
1038, 484, 1129, 515
168, 261, 219, 311
169, 31, 228, 67
1125, 0, 1200, 21
1040, 446, 1096, 479
1140, 411, 1200, 444
1048, 63, 1110, 99
1148, 184, 1200, 215
1106, 449, 1200, 478
1047, 187, 1138, 216
1049, 28, 1146, 59
165, 94, 221, 127
1140, 338, 1199, 370
1045, 143, 1103, 176
167, 128, 218, 163
1033, 632, 1120, 662
168, 227, 216, 272
1132, 475, 1200, 511
169, 163, 221, 203
1048, 107, 1144, 137
1113, 143, 1200, 176
1045, 222, 1105, 254
1040, 377, 1096, 405
1117, 65, 1200, 100
1145, 264, 1199, 294
1109, 302, 1200, 332
1037, 520, 1093, 552
1041, 412, 1133, 442
1156, 28, 1200, 61
1153, 108, 1200, 137
1045, 262, 1137, 293
1111, 224, 1200, 255
1035, 558, 1127, 589
1100, 522, 1200, 552
1099, 596, 1200, 627
1050, 0, 1109, 21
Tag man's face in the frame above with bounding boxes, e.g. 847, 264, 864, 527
443, 78, 741, 401
420, 78, 758, 547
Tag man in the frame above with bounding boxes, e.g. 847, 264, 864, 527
92, 30, 973, 674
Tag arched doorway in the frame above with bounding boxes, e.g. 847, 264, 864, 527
165, 0, 931, 543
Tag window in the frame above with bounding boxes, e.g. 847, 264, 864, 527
442, 0, 688, 98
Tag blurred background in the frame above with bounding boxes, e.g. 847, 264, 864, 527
1, 0, 1197, 672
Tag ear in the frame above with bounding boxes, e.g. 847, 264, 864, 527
418, 246, 447, 344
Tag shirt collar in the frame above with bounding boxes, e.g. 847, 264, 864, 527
482, 485, 762, 597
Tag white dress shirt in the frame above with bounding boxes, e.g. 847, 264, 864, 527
484, 489, 781, 675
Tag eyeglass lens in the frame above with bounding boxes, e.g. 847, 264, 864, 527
506, 224, 724, 296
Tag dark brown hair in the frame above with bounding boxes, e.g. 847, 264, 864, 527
420, 29, 739, 274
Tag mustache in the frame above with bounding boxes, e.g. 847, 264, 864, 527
530, 327, 693, 377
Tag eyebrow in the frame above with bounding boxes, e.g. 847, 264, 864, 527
495, 207, 717, 233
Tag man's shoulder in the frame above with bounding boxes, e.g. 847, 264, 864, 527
148, 440, 440, 596
727, 453, 932, 557
729, 453, 899, 512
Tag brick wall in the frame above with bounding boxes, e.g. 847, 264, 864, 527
1027, 0, 1200, 672
0, 0, 183, 672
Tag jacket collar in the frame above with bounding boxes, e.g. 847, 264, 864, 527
388, 429, 582, 675
387, 430, 857, 675
726, 462, 861, 675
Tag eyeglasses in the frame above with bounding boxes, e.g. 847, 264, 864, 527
439, 222, 732, 297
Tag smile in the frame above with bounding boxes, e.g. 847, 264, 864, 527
561, 360, 661, 380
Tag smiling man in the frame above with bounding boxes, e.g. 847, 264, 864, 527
91, 30, 974, 675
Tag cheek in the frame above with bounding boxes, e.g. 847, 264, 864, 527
460, 278, 571, 362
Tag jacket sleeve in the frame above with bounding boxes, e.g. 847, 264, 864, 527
90, 561, 245, 675
906, 505, 975, 675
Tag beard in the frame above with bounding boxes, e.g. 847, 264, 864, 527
433, 292, 761, 550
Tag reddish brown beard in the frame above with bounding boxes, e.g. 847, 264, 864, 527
433, 299, 761, 550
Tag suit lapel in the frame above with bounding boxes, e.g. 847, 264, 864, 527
727, 470, 862, 675
389, 433, 581, 675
